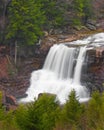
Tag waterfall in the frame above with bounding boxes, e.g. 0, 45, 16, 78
43, 44, 76, 79
20, 44, 91, 104
73, 46, 86, 84
19, 33, 104, 104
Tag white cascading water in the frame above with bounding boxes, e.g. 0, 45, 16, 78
43, 44, 76, 79
20, 32, 104, 104
73, 46, 86, 84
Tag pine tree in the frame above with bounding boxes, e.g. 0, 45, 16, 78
87, 91, 104, 129
34, 0, 64, 30
15, 94, 60, 130
72, 0, 84, 26
83, 0, 93, 23
61, 90, 84, 129
6, 0, 46, 45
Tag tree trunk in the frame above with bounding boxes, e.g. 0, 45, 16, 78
14, 40, 17, 65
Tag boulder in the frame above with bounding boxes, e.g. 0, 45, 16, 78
6, 95, 17, 106
86, 23, 96, 30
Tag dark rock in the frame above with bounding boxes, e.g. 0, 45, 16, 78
87, 19, 96, 25
6, 95, 17, 106
86, 23, 96, 30
16, 93, 28, 99
54, 29, 63, 34
81, 46, 104, 94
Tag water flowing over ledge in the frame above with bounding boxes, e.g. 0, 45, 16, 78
20, 32, 104, 104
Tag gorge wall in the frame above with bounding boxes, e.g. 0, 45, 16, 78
85, 47, 104, 93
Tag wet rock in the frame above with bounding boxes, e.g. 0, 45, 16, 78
83, 47, 104, 94
16, 93, 28, 99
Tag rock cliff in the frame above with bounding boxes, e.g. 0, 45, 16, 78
81, 47, 104, 93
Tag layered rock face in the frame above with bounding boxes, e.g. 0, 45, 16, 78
82, 47, 104, 93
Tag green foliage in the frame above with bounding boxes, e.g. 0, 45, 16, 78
15, 105, 29, 130
6, 0, 46, 45
1, 90, 104, 130
0, 91, 19, 130
66, 90, 82, 122
0, 91, 2, 107
6, 0, 64, 45
71, 0, 93, 26
1, 110, 19, 130
15, 94, 60, 130
57, 90, 84, 130
0, 91, 5, 121
83, 0, 93, 20
71, 0, 84, 26
87, 91, 104, 129
34, 0, 64, 29
0, 0, 94, 45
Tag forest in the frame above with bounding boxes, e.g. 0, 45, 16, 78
0, 90, 104, 130
0, 0, 104, 130
0, 0, 95, 45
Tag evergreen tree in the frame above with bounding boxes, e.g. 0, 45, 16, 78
0, 91, 4, 120
87, 91, 104, 129
71, 0, 93, 26
83, 0, 93, 23
6, 0, 46, 45
0, 91, 19, 130
0, 0, 9, 44
34, 0, 64, 30
15, 94, 60, 130
71, 0, 84, 26
61, 90, 84, 129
